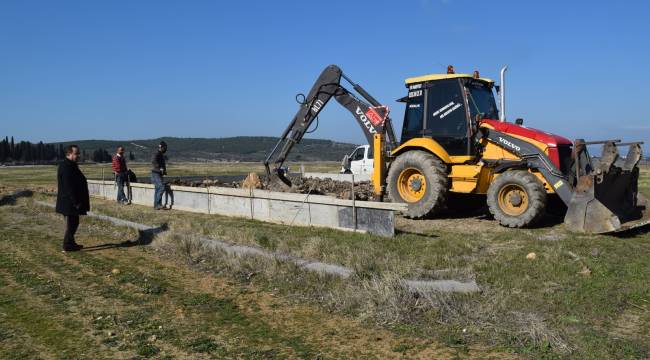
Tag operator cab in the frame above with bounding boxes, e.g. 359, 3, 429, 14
399, 70, 498, 155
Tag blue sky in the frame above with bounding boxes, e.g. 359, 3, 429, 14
1, 0, 649, 153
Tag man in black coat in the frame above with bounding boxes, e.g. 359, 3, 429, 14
56, 145, 90, 252
151, 141, 168, 210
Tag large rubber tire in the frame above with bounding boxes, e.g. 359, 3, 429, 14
487, 170, 547, 228
387, 151, 449, 219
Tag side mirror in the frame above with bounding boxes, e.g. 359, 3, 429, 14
341, 154, 351, 171
515, 118, 524, 125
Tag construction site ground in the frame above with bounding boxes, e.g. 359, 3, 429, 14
154, 173, 378, 201
1, 162, 649, 359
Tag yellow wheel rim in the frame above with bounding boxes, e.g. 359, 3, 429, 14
397, 168, 427, 203
497, 184, 529, 216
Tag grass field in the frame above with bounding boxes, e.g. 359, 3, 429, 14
0, 164, 649, 359
0, 161, 341, 189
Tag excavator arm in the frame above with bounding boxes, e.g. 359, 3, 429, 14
264, 64, 396, 186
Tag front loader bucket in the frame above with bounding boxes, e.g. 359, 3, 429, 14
565, 142, 649, 234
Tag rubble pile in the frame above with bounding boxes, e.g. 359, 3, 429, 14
163, 174, 377, 201
291, 177, 377, 201
167, 178, 240, 188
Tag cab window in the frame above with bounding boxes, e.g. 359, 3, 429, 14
401, 88, 424, 143
425, 79, 468, 155
466, 80, 498, 120
351, 148, 365, 161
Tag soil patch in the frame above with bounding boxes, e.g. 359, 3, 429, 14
166, 174, 378, 201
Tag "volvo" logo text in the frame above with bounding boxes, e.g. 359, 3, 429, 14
356, 107, 378, 134
498, 137, 521, 152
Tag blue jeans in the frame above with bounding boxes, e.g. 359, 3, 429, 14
151, 171, 164, 208
116, 172, 127, 203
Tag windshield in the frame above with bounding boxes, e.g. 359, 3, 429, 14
466, 81, 498, 120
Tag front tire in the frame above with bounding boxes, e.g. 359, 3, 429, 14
487, 170, 547, 228
387, 151, 449, 218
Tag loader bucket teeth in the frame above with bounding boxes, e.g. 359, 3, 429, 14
597, 141, 618, 173
623, 143, 642, 171
565, 142, 649, 234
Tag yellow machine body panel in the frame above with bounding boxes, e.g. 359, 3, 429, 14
372, 133, 386, 195
476, 140, 555, 194
449, 164, 483, 193
479, 123, 551, 159
405, 73, 494, 85
391, 138, 456, 164
448, 163, 554, 194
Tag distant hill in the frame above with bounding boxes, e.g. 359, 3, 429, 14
51, 137, 359, 162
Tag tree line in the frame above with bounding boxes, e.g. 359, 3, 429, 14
0, 136, 135, 164
0, 136, 65, 163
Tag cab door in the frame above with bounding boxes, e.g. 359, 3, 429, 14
362, 145, 374, 174
424, 79, 470, 155
349, 146, 366, 174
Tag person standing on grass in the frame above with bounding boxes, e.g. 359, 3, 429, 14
151, 141, 168, 210
112, 146, 130, 204
55, 145, 89, 252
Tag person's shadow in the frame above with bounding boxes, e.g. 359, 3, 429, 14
82, 223, 169, 252
0, 190, 34, 206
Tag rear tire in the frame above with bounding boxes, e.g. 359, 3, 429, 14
487, 170, 547, 228
387, 151, 449, 218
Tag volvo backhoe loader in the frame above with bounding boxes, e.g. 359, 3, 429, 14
264, 65, 649, 234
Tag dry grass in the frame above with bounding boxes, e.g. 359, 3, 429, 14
152, 226, 574, 356
2, 194, 504, 359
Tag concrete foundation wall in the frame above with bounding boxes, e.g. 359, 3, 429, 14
88, 180, 406, 237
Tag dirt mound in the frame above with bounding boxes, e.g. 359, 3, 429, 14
241, 172, 263, 189
167, 178, 239, 188
290, 177, 377, 201
165, 175, 377, 201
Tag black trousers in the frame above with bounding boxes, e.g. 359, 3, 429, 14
63, 215, 80, 246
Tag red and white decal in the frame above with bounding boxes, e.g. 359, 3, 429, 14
365, 106, 389, 126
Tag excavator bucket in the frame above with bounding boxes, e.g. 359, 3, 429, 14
265, 167, 293, 191
565, 141, 650, 234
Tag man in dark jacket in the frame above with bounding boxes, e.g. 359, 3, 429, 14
56, 145, 90, 252
151, 141, 167, 210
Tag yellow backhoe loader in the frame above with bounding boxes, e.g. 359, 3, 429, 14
264, 65, 648, 234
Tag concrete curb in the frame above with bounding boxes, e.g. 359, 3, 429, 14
87, 180, 405, 237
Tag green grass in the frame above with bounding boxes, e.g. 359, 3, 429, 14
1, 192, 471, 359
0, 161, 340, 188
1, 164, 649, 358
0, 201, 325, 358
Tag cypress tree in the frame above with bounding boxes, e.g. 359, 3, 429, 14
38, 141, 44, 162
0, 138, 5, 162
103, 149, 111, 162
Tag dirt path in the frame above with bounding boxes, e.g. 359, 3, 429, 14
0, 196, 514, 359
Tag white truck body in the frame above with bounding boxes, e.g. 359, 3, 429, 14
341, 144, 373, 175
